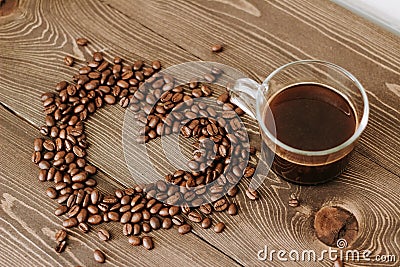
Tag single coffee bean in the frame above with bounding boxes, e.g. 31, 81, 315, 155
123, 223, 133, 236
107, 211, 120, 221
87, 214, 102, 225
76, 208, 88, 222
55, 205, 68, 216
98, 229, 110, 241
133, 223, 141, 236
34, 138, 43, 152
152, 60, 161, 70
55, 229, 67, 242
149, 216, 161, 230
78, 222, 89, 233
67, 205, 81, 218
93, 51, 103, 62
214, 222, 225, 233
76, 38, 88, 46
55, 240, 67, 253
199, 203, 213, 215
142, 236, 154, 250
201, 217, 212, 229
211, 44, 223, 52
178, 224, 192, 235
227, 186, 238, 197
63, 217, 78, 228
245, 188, 259, 200
93, 249, 106, 263
128, 236, 141, 246
213, 198, 228, 212
228, 203, 238, 215
142, 222, 151, 233
188, 211, 202, 223
46, 187, 57, 199
162, 217, 172, 229
64, 55, 74, 66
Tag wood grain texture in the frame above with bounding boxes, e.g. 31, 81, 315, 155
0, 0, 399, 266
0, 105, 239, 267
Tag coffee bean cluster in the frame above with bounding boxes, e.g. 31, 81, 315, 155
32, 43, 258, 262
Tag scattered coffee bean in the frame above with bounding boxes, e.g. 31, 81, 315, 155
245, 188, 259, 200
178, 224, 192, 235
211, 44, 223, 53
228, 203, 238, 215
76, 38, 88, 46
201, 218, 212, 229
64, 56, 74, 66
128, 236, 141, 246
214, 222, 225, 233
98, 229, 110, 241
55, 229, 67, 242
55, 240, 67, 253
142, 236, 154, 250
93, 249, 106, 263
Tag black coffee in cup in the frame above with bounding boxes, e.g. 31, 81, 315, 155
264, 83, 357, 184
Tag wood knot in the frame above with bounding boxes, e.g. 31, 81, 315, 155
0, 0, 18, 17
314, 206, 358, 247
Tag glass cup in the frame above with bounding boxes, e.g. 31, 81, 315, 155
230, 60, 369, 185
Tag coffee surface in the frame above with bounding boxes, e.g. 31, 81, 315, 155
266, 83, 356, 151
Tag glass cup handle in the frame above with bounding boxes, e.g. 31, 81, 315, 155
229, 78, 260, 120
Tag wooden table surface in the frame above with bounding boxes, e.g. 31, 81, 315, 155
0, 0, 399, 266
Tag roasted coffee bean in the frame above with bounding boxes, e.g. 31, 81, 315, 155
87, 214, 102, 225
213, 198, 228, 212
201, 217, 212, 229
64, 55, 74, 66
133, 223, 141, 236
55, 240, 67, 253
77, 208, 88, 222
104, 94, 116, 104
78, 222, 89, 233
34, 138, 43, 152
228, 203, 238, 215
245, 188, 259, 200
169, 206, 180, 217
55, 205, 68, 216
38, 160, 50, 170
63, 217, 78, 228
142, 222, 151, 233
211, 44, 223, 52
227, 186, 238, 197
90, 189, 100, 205
130, 212, 142, 223
55, 229, 67, 242
67, 205, 80, 218
123, 223, 133, 236
214, 222, 225, 233
98, 229, 110, 241
162, 217, 172, 229
243, 166, 255, 178
93, 249, 106, 263
120, 211, 132, 224
108, 211, 120, 221
188, 211, 202, 223
199, 203, 212, 215
172, 215, 184, 226
142, 236, 154, 250
128, 236, 141, 246
76, 38, 88, 46
32, 151, 41, 164
149, 216, 161, 230
178, 224, 191, 235
152, 60, 161, 70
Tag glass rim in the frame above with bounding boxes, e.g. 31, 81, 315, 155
256, 59, 369, 157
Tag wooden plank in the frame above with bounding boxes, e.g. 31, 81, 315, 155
0, 105, 239, 267
103, 0, 400, 176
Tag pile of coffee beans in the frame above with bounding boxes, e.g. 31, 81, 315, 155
32, 39, 258, 263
